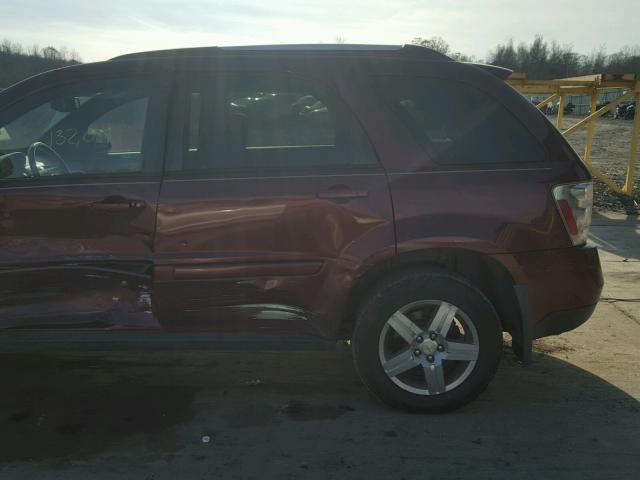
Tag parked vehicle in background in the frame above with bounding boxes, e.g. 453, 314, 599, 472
564, 102, 575, 115
546, 101, 575, 116
0, 44, 603, 412
589, 101, 612, 117
614, 101, 636, 119
545, 102, 558, 115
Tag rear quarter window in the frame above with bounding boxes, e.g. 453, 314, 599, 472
374, 77, 546, 165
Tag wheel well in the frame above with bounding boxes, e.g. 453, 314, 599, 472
341, 249, 523, 348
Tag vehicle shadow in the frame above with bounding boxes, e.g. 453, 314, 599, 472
0, 346, 638, 478
0, 352, 200, 465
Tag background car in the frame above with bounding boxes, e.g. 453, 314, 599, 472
614, 101, 636, 119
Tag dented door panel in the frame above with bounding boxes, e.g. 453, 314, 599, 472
0, 181, 163, 329
153, 173, 395, 336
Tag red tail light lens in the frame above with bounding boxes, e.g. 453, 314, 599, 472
557, 199, 579, 235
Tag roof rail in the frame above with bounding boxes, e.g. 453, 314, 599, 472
222, 44, 403, 52
110, 46, 222, 61
110, 44, 451, 62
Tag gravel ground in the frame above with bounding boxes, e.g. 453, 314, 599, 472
561, 116, 639, 214
0, 303, 638, 480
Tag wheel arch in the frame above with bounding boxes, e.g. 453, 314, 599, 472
341, 247, 526, 359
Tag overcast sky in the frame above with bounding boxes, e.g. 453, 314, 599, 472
1, 0, 639, 62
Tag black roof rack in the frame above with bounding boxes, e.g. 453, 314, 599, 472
109, 44, 452, 62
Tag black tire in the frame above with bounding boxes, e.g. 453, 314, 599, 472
352, 270, 502, 413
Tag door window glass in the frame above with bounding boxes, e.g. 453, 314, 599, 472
231, 90, 335, 149
178, 74, 377, 173
0, 80, 161, 180
86, 98, 148, 154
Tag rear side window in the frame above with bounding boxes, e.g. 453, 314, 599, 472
375, 77, 545, 165
170, 73, 377, 174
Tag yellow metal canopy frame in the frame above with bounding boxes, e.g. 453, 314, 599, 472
507, 73, 640, 195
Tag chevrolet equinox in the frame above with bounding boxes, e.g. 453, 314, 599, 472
0, 44, 603, 412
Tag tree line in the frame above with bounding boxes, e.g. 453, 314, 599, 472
413, 35, 640, 79
0, 39, 81, 88
1, 36, 639, 88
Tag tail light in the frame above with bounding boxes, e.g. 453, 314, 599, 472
552, 181, 593, 246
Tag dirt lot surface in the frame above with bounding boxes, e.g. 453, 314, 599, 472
0, 210, 639, 479
562, 116, 639, 213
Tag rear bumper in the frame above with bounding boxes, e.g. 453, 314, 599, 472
533, 303, 597, 339
494, 245, 603, 326
492, 245, 603, 354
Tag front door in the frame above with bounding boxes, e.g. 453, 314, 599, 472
154, 70, 395, 337
0, 75, 168, 329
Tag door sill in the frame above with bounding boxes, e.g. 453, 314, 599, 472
0, 330, 338, 353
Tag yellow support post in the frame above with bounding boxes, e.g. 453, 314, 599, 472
584, 89, 598, 165
557, 94, 566, 129
623, 91, 640, 195
587, 163, 625, 194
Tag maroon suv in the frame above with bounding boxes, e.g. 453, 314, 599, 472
0, 44, 603, 411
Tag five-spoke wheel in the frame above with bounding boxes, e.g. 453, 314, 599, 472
379, 300, 479, 395
352, 271, 502, 412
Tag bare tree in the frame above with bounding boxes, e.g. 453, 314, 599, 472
42, 46, 61, 61
488, 35, 640, 78
411, 36, 475, 62
412, 36, 450, 55
0, 38, 81, 87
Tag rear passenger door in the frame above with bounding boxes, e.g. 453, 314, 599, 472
154, 70, 395, 336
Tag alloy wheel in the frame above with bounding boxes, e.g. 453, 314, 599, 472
378, 300, 479, 395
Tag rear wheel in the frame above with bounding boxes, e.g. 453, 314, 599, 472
352, 271, 502, 412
